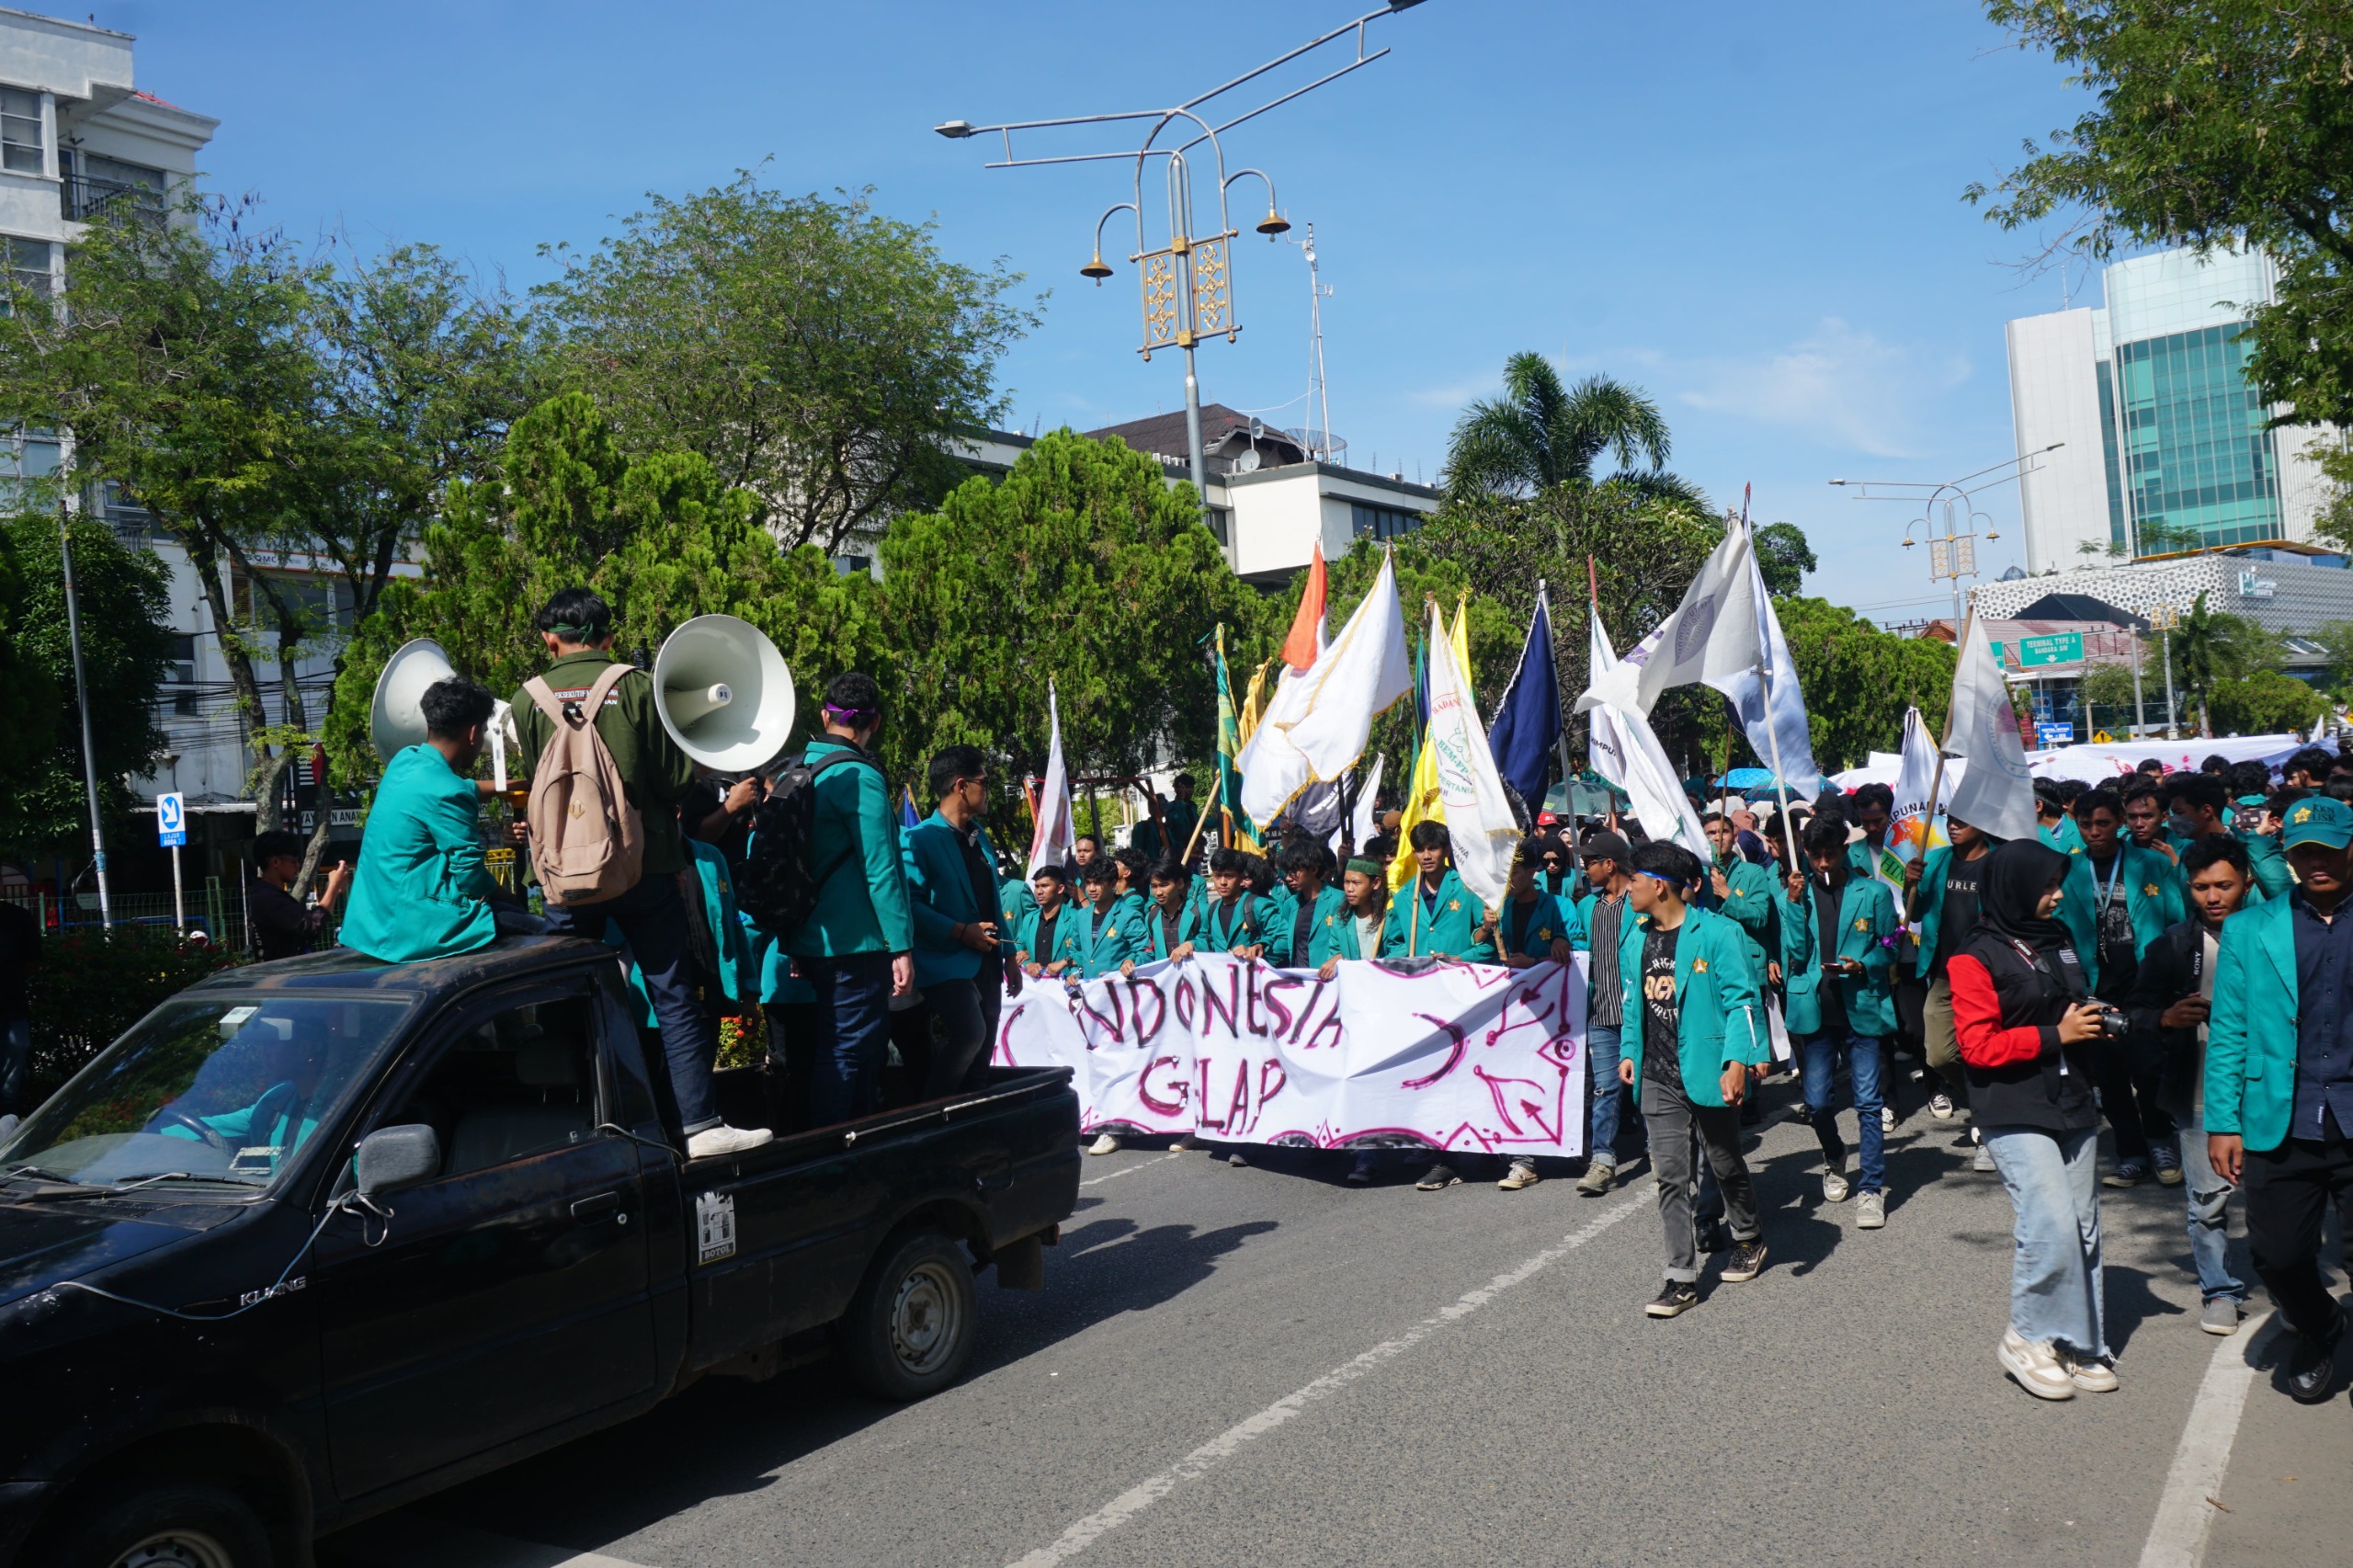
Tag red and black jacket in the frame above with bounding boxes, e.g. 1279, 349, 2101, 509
1948, 929, 2101, 1134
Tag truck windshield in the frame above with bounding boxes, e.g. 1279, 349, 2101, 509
0, 994, 411, 1191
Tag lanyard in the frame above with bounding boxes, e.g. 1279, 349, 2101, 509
2094, 852, 2126, 913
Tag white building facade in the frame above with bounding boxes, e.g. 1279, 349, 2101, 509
2006, 245, 2341, 573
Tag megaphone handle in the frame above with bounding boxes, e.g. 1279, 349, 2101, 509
491, 700, 511, 793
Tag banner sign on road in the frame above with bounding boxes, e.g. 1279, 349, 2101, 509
2035, 722, 2075, 748
998, 952, 1588, 1154
156, 791, 186, 848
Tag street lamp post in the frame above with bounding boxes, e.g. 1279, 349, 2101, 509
936, 1, 1425, 506
1829, 445, 2062, 631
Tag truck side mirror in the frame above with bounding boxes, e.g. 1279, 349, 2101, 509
354, 1123, 441, 1197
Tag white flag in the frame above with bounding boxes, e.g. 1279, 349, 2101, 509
1943, 617, 2037, 844
1028, 682, 1078, 870
1423, 600, 1519, 910
1278, 550, 1415, 785
1586, 608, 1711, 858
1886, 706, 1949, 868
1632, 518, 1764, 715
1703, 540, 1824, 799
1351, 753, 1386, 846
1236, 668, 1315, 829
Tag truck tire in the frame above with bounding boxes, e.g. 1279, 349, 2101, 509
51, 1483, 274, 1568
844, 1229, 978, 1401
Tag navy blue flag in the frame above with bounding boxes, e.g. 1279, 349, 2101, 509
1487, 588, 1563, 808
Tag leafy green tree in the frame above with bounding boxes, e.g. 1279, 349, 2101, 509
2305, 618, 2353, 696
1769, 597, 1960, 773
1968, 2, 2353, 426
534, 176, 1040, 557
873, 431, 1256, 830
0, 515, 173, 862
2206, 669, 2326, 735
2311, 442, 2353, 555
1441, 352, 1703, 506
2168, 591, 2281, 735
0, 527, 61, 810
2077, 662, 2143, 735
1754, 522, 1817, 597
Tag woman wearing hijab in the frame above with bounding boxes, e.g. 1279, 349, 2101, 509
1949, 839, 2117, 1401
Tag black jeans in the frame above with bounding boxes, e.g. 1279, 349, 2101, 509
904, 976, 1002, 1101
2243, 1114, 2353, 1341
541, 873, 719, 1131
763, 1001, 820, 1133
2094, 1032, 2176, 1164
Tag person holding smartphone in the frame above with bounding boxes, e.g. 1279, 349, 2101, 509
1784, 812, 1899, 1229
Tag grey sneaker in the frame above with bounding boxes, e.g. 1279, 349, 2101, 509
1927, 1092, 1956, 1120
1574, 1161, 1615, 1197
1857, 1189, 1886, 1228
1823, 1155, 1852, 1203
1415, 1162, 1462, 1191
1972, 1142, 1997, 1173
1498, 1159, 1540, 1190
2200, 1297, 2244, 1336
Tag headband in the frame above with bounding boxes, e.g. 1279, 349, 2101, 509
822, 702, 878, 724
1346, 858, 1381, 876
1635, 869, 1686, 890
548, 620, 606, 639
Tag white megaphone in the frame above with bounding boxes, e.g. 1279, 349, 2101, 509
369, 638, 458, 762
652, 614, 795, 776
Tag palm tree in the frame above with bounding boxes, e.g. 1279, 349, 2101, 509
1442, 351, 1702, 506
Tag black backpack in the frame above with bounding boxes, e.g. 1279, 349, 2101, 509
737, 748, 878, 938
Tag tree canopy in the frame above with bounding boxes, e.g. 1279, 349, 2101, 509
1441, 353, 1704, 506
1970, 1, 2353, 426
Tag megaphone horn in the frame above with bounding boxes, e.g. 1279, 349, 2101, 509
369, 638, 459, 763
652, 614, 795, 776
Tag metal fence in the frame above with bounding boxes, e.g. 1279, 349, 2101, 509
4, 878, 254, 953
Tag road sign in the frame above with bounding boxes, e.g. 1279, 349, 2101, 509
2093, 730, 2115, 744
156, 791, 186, 848
2016, 632, 2085, 668
2035, 722, 2074, 748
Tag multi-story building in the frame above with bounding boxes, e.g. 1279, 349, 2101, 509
2005, 244, 2342, 573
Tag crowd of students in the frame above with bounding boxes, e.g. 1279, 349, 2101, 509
297, 588, 2353, 1412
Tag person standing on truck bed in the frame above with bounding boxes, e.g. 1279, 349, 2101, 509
512, 587, 772, 1161
246, 828, 353, 962
900, 744, 1010, 1101
791, 671, 916, 1125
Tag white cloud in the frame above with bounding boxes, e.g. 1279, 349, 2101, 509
1677, 319, 1970, 460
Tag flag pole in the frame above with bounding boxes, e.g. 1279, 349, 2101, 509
1733, 512, 1803, 880
1916, 608, 1971, 854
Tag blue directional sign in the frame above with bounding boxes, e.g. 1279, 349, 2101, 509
156, 791, 186, 848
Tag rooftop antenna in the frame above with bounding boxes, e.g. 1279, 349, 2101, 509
1284, 221, 1336, 463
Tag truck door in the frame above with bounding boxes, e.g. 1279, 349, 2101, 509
313, 979, 656, 1500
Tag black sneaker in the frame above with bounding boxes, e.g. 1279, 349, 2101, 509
1415, 1162, 1461, 1191
2288, 1312, 2345, 1404
1720, 1240, 1768, 1282
1645, 1281, 1700, 1318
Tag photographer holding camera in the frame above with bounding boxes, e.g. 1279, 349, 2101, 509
1949, 838, 2116, 1402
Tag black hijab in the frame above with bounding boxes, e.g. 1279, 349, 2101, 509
1975, 838, 2074, 955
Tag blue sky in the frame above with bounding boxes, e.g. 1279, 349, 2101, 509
99, 0, 2094, 619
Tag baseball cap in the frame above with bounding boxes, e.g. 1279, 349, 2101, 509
2282, 795, 2353, 850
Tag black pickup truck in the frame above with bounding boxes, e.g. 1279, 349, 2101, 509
0, 937, 1078, 1568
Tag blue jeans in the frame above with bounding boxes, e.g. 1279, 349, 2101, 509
1586, 1024, 1643, 1167
542, 873, 719, 1132
2177, 1111, 2245, 1304
1800, 1031, 1885, 1194
801, 951, 895, 1128
1984, 1124, 2109, 1358
0, 1014, 28, 1118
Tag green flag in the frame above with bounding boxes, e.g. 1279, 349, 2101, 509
1215, 623, 1243, 842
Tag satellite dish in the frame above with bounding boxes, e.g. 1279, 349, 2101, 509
652, 614, 796, 775
1233, 447, 1262, 474
369, 639, 458, 762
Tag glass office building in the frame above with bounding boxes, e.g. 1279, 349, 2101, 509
2006, 246, 2334, 572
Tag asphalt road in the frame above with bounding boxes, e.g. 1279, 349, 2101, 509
319, 1083, 2353, 1568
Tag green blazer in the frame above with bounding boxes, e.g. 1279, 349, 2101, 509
2205, 894, 2300, 1152
1060, 892, 1146, 979
1001, 875, 1038, 933
1381, 869, 1496, 960
1012, 901, 1072, 970
1495, 891, 1581, 963
340, 744, 498, 964
1615, 905, 1769, 1107
901, 809, 1007, 987
1711, 857, 1781, 990
1779, 875, 1897, 1039
2040, 817, 2086, 857
1329, 902, 1387, 960
1197, 891, 1270, 953
2046, 850, 2103, 993
783, 739, 915, 960
1135, 897, 1211, 962
2242, 829, 2291, 902
1265, 883, 1351, 966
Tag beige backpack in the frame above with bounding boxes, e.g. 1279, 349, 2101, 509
522, 662, 644, 906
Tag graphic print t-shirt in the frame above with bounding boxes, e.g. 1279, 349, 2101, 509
1935, 856, 1984, 978
1641, 923, 1684, 1091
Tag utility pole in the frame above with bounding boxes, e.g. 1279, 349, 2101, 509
57, 494, 112, 928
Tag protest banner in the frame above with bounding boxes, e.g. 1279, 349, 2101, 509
998, 952, 1588, 1157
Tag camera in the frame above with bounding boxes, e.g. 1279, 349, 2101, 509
2095, 1006, 2129, 1040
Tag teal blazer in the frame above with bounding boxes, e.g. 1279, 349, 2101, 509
1495, 891, 1581, 963
901, 810, 1007, 987
1197, 891, 1270, 953
2040, 817, 2087, 857
1779, 875, 1823, 1033
2048, 851, 2102, 992
1616, 905, 1769, 1107
2242, 829, 2290, 902
613, 838, 755, 1022
1711, 858, 1782, 989
1060, 892, 1146, 979
340, 744, 498, 964
2079, 844, 2185, 960
2206, 893, 2300, 1152
1779, 876, 1897, 1038
1001, 875, 1038, 933
1381, 869, 1496, 960
1909, 845, 1996, 974
1135, 898, 1211, 962
1013, 902, 1074, 971
1329, 902, 1386, 960
784, 739, 915, 960
1264, 883, 1351, 966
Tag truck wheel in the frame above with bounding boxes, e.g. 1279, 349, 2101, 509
845, 1229, 977, 1401
53, 1483, 274, 1568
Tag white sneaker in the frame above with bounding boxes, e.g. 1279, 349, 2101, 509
1881, 1106, 1896, 1133
687, 1122, 774, 1159
1823, 1156, 1851, 1203
1087, 1132, 1122, 1155
1972, 1143, 1997, 1174
1928, 1092, 1955, 1120
1856, 1189, 1885, 1229
2062, 1349, 2120, 1392
1999, 1329, 2076, 1400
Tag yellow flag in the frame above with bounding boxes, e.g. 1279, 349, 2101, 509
1236, 656, 1277, 749
1386, 733, 1442, 897
1448, 594, 1472, 706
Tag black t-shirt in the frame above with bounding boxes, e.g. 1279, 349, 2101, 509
953, 824, 999, 931
1292, 893, 1317, 966
1936, 854, 1984, 979
1641, 923, 1683, 1089
2085, 850, 2139, 1000
247, 874, 330, 964
0, 900, 37, 1020
1032, 909, 1060, 964
677, 778, 752, 872
1813, 881, 1848, 1032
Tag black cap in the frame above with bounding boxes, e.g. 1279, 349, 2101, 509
1582, 830, 1631, 862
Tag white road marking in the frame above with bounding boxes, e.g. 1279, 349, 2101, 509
1077, 1151, 1183, 1187
2136, 1312, 2277, 1568
328, 1510, 655, 1568
1005, 1190, 1651, 1567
